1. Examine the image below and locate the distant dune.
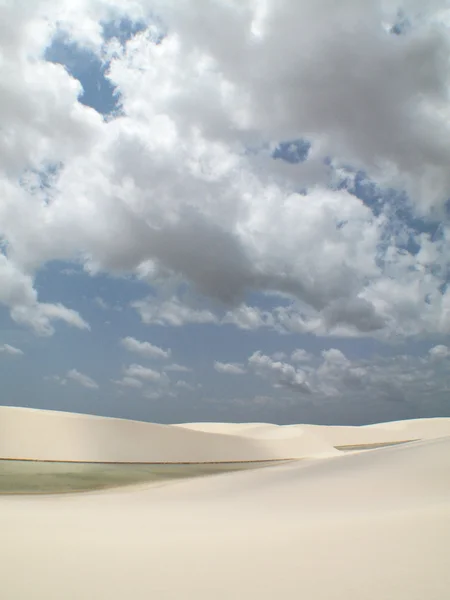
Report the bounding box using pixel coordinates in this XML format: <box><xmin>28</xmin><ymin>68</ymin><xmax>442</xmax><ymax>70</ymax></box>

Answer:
<box><xmin>177</xmin><ymin>417</ymin><xmax>450</xmax><ymax>445</ymax></box>
<box><xmin>2</xmin><ymin>407</ymin><xmax>450</xmax><ymax>463</ymax></box>
<box><xmin>1</xmin><ymin>406</ymin><xmax>449</xmax><ymax>599</ymax></box>
<box><xmin>0</xmin><ymin>406</ymin><xmax>337</xmax><ymax>462</ymax></box>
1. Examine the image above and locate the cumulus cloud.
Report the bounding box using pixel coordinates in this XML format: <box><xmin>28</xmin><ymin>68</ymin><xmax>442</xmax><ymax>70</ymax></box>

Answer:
<box><xmin>429</xmin><ymin>344</ymin><xmax>450</xmax><ymax>359</ymax></box>
<box><xmin>133</xmin><ymin>297</ymin><xmax>218</xmax><ymax>327</ymax></box>
<box><xmin>0</xmin><ymin>0</ymin><xmax>450</xmax><ymax>342</ymax></box>
<box><xmin>67</xmin><ymin>369</ymin><xmax>99</xmax><ymax>389</ymax></box>
<box><xmin>248</xmin><ymin>351</ymin><xmax>311</xmax><ymax>392</ymax></box>
<box><xmin>123</xmin><ymin>363</ymin><xmax>167</xmax><ymax>383</ymax></box>
<box><xmin>214</xmin><ymin>361</ymin><xmax>246</xmax><ymax>375</ymax></box>
<box><xmin>120</xmin><ymin>336</ymin><xmax>171</xmax><ymax>359</ymax></box>
<box><xmin>291</xmin><ymin>349</ymin><xmax>311</xmax><ymax>363</ymax></box>
<box><xmin>0</xmin><ymin>255</ymin><xmax>89</xmax><ymax>335</ymax></box>
<box><xmin>0</xmin><ymin>343</ymin><xmax>23</xmax><ymax>355</ymax></box>
<box><xmin>248</xmin><ymin>345</ymin><xmax>450</xmax><ymax>408</ymax></box>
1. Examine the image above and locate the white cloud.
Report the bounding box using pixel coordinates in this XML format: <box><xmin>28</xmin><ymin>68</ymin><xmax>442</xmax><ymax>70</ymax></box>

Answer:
<box><xmin>120</xmin><ymin>336</ymin><xmax>171</xmax><ymax>359</ymax></box>
<box><xmin>429</xmin><ymin>344</ymin><xmax>450</xmax><ymax>359</ymax></box>
<box><xmin>0</xmin><ymin>0</ymin><xmax>449</xmax><ymax>343</ymax></box>
<box><xmin>0</xmin><ymin>255</ymin><xmax>89</xmax><ymax>335</ymax></box>
<box><xmin>223</xmin><ymin>305</ymin><xmax>274</xmax><ymax>330</ymax></box>
<box><xmin>247</xmin><ymin>345</ymin><xmax>450</xmax><ymax>407</ymax></box>
<box><xmin>112</xmin><ymin>376</ymin><xmax>143</xmax><ymax>389</ymax></box>
<box><xmin>124</xmin><ymin>363</ymin><xmax>167</xmax><ymax>383</ymax></box>
<box><xmin>164</xmin><ymin>363</ymin><xmax>192</xmax><ymax>373</ymax></box>
<box><xmin>321</xmin><ymin>348</ymin><xmax>349</xmax><ymax>365</ymax></box>
<box><xmin>44</xmin><ymin>374</ymin><xmax>67</xmax><ymax>386</ymax></box>
<box><xmin>0</xmin><ymin>343</ymin><xmax>23</xmax><ymax>355</ymax></box>
<box><xmin>291</xmin><ymin>349</ymin><xmax>312</xmax><ymax>363</ymax></box>
<box><xmin>248</xmin><ymin>351</ymin><xmax>310</xmax><ymax>392</ymax></box>
<box><xmin>214</xmin><ymin>361</ymin><xmax>246</xmax><ymax>375</ymax></box>
<box><xmin>94</xmin><ymin>296</ymin><xmax>109</xmax><ymax>310</ymax></box>
<box><xmin>133</xmin><ymin>297</ymin><xmax>217</xmax><ymax>327</ymax></box>
<box><xmin>67</xmin><ymin>369</ymin><xmax>99</xmax><ymax>389</ymax></box>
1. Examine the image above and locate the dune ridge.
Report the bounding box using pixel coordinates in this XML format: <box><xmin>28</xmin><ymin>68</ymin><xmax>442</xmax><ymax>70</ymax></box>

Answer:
<box><xmin>179</xmin><ymin>417</ymin><xmax>450</xmax><ymax>446</ymax></box>
<box><xmin>0</xmin><ymin>406</ymin><xmax>337</xmax><ymax>462</ymax></box>
<box><xmin>2</xmin><ymin>407</ymin><xmax>450</xmax><ymax>464</ymax></box>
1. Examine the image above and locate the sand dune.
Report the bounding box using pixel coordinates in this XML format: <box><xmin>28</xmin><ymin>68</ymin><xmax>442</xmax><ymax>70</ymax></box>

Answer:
<box><xmin>301</xmin><ymin>417</ymin><xmax>450</xmax><ymax>446</ymax></box>
<box><xmin>180</xmin><ymin>417</ymin><xmax>450</xmax><ymax>446</ymax></box>
<box><xmin>2</xmin><ymin>407</ymin><xmax>450</xmax><ymax>464</ymax></box>
<box><xmin>0</xmin><ymin>406</ymin><xmax>336</xmax><ymax>462</ymax></box>
<box><xmin>1</xmin><ymin>432</ymin><xmax>449</xmax><ymax>599</ymax></box>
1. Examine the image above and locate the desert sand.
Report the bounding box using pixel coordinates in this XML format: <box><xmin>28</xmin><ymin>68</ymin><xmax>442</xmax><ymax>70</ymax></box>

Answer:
<box><xmin>1</xmin><ymin>406</ymin><xmax>449</xmax><ymax>599</ymax></box>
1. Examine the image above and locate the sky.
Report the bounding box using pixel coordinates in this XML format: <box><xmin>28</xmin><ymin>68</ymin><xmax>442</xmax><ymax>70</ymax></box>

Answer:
<box><xmin>0</xmin><ymin>0</ymin><xmax>449</xmax><ymax>425</ymax></box>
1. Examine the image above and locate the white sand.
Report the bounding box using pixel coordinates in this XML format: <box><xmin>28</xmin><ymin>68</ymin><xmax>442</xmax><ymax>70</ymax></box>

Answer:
<box><xmin>180</xmin><ymin>417</ymin><xmax>450</xmax><ymax>445</ymax></box>
<box><xmin>1</xmin><ymin>406</ymin><xmax>450</xmax><ymax>599</ymax></box>
<box><xmin>0</xmin><ymin>406</ymin><xmax>336</xmax><ymax>461</ymax></box>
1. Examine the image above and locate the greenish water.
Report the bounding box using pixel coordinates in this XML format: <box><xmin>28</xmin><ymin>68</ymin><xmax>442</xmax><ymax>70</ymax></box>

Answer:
<box><xmin>0</xmin><ymin>459</ymin><xmax>283</xmax><ymax>495</ymax></box>
<box><xmin>335</xmin><ymin>440</ymin><xmax>415</xmax><ymax>452</ymax></box>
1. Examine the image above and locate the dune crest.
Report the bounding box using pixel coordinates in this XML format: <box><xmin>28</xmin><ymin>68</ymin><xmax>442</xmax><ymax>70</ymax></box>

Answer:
<box><xmin>0</xmin><ymin>406</ymin><xmax>337</xmax><ymax>462</ymax></box>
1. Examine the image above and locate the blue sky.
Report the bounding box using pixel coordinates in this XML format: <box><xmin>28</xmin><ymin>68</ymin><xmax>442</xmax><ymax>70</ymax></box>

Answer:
<box><xmin>1</xmin><ymin>2</ymin><xmax>449</xmax><ymax>424</ymax></box>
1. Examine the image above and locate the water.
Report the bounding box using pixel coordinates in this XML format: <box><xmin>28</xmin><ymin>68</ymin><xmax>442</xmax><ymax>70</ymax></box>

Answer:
<box><xmin>0</xmin><ymin>459</ymin><xmax>285</xmax><ymax>494</ymax></box>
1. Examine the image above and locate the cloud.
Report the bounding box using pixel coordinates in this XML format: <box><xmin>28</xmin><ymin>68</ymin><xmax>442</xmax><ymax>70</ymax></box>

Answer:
<box><xmin>0</xmin><ymin>0</ymin><xmax>449</xmax><ymax>342</ymax></box>
<box><xmin>133</xmin><ymin>297</ymin><xmax>217</xmax><ymax>327</ymax></box>
<box><xmin>248</xmin><ymin>345</ymin><xmax>450</xmax><ymax>408</ymax></box>
<box><xmin>291</xmin><ymin>349</ymin><xmax>312</xmax><ymax>363</ymax></box>
<box><xmin>164</xmin><ymin>363</ymin><xmax>192</xmax><ymax>373</ymax></box>
<box><xmin>0</xmin><ymin>343</ymin><xmax>23</xmax><ymax>355</ymax></box>
<box><xmin>112</xmin><ymin>376</ymin><xmax>143</xmax><ymax>389</ymax></box>
<box><xmin>248</xmin><ymin>351</ymin><xmax>311</xmax><ymax>392</ymax></box>
<box><xmin>223</xmin><ymin>305</ymin><xmax>274</xmax><ymax>330</ymax></box>
<box><xmin>94</xmin><ymin>296</ymin><xmax>109</xmax><ymax>309</ymax></box>
<box><xmin>214</xmin><ymin>361</ymin><xmax>246</xmax><ymax>375</ymax></box>
<box><xmin>153</xmin><ymin>0</ymin><xmax>450</xmax><ymax>213</ymax></box>
<box><xmin>429</xmin><ymin>344</ymin><xmax>450</xmax><ymax>359</ymax></box>
<box><xmin>44</xmin><ymin>374</ymin><xmax>67</xmax><ymax>386</ymax></box>
<box><xmin>120</xmin><ymin>336</ymin><xmax>171</xmax><ymax>359</ymax></box>
<box><xmin>0</xmin><ymin>255</ymin><xmax>90</xmax><ymax>335</ymax></box>
<box><xmin>124</xmin><ymin>363</ymin><xmax>167</xmax><ymax>383</ymax></box>
<box><xmin>67</xmin><ymin>369</ymin><xmax>99</xmax><ymax>389</ymax></box>
<box><xmin>321</xmin><ymin>348</ymin><xmax>349</xmax><ymax>365</ymax></box>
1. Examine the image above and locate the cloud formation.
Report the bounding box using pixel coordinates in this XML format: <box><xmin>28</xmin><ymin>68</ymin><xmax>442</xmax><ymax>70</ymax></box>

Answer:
<box><xmin>247</xmin><ymin>345</ymin><xmax>450</xmax><ymax>409</ymax></box>
<box><xmin>0</xmin><ymin>344</ymin><xmax>23</xmax><ymax>356</ymax></box>
<box><xmin>120</xmin><ymin>336</ymin><xmax>171</xmax><ymax>360</ymax></box>
<box><xmin>0</xmin><ymin>0</ymin><xmax>449</xmax><ymax>344</ymax></box>
<box><xmin>67</xmin><ymin>369</ymin><xmax>99</xmax><ymax>390</ymax></box>
<box><xmin>214</xmin><ymin>361</ymin><xmax>246</xmax><ymax>375</ymax></box>
<box><xmin>248</xmin><ymin>352</ymin><xmax>311</xmax><ymax>392</ymax></box>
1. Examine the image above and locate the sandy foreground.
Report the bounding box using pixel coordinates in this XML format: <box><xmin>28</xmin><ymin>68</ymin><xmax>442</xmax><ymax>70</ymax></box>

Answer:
<box><xmin>1</xmin><ymin>407</ymin><xmax>450</xmax><ymax>599</ymax></box>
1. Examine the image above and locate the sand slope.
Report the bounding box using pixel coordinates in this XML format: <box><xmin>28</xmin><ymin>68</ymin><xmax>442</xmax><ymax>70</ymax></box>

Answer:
<box><xmin>0</xmin><ymin>406</ymin><xmax>336</xmax><ymax>462</ymax></box>
<box><xmin>180</xmin><ymin>417</ymin><xmax>450</xmax><ymax>445</ymax></box>
<box><xmin>1</xmin><ymin>435</ymin><xmax>449</xmax><ymax>599</ymax></box>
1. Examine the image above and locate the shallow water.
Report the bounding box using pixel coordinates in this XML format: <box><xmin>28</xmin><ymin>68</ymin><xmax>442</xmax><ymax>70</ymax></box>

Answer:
<box><xmin>335</xmin><ymin>440</ymin><xmax>415</xmax><ymax>452</ymax></box>
<box><xmin>0</xmin><ymin>459</ymin><xmax>285</xmax><ymax>494</ymax></box>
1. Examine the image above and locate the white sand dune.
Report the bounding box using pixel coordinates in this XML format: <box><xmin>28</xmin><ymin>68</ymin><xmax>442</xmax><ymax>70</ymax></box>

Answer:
<box><xmin>300</xmin><ymin>417</ymin><xmax>450</xmax><ymax>446</ymax></box>
<box><xmin>175</xmin><ymin>421</ymin><xmax>270</xmax><ymax>434</ymax></box>
<box><xmin>1</xmin><ymin>431</ymin><xmax>449</xmax><ymax>599</ymax></box>
<box><xmin>0</xmin><ymin>406</ymin><xmax>336</xmax><ymax>462</ymax></box>
<box><xmin>180</xmin><ymin>417</ymin><xmax>450</xmax><ymax>446</ymax></box>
